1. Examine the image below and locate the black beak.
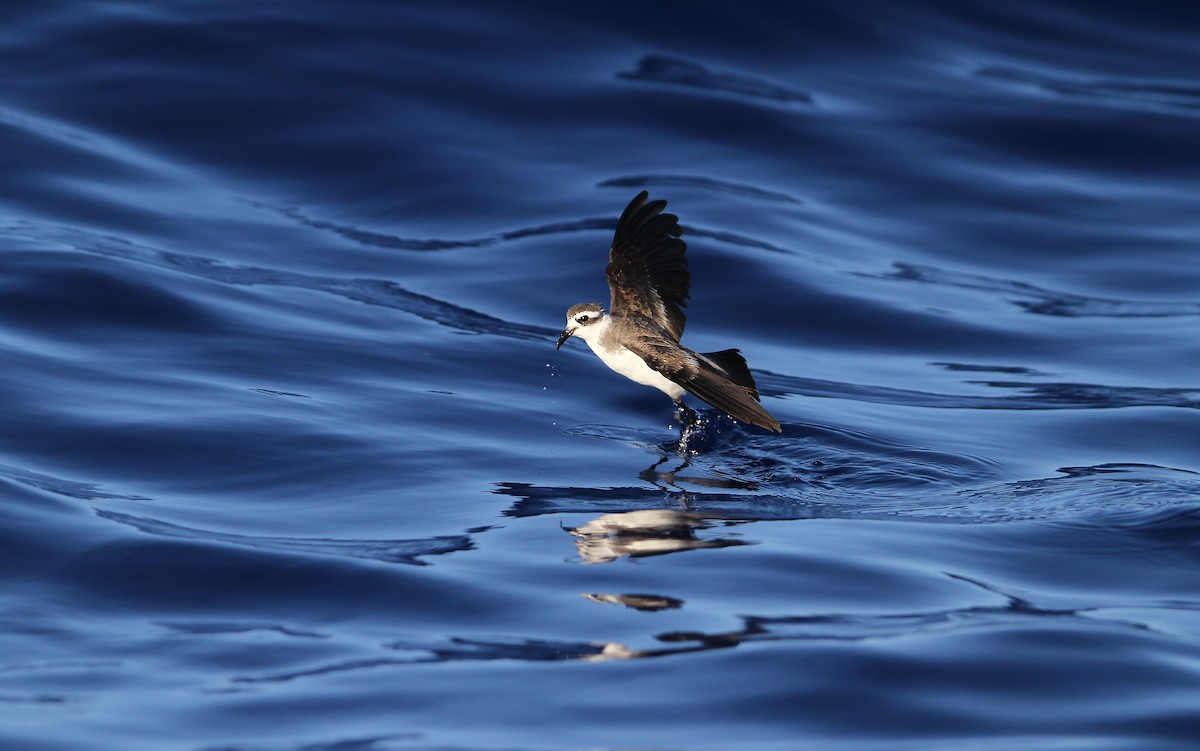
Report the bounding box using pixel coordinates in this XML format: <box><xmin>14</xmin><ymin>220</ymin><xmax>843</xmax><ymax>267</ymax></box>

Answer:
<box><xmin>556</xmin><ymin>327</ymin><xmax>575</xmax><ymax>349</ymax></box>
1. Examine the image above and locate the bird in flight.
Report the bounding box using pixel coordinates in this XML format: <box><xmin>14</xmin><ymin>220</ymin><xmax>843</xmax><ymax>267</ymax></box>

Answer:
<box><xmin>556</xmin><ymin>191</ymin><xmax>781</xmax><ymax>433</ymax></box>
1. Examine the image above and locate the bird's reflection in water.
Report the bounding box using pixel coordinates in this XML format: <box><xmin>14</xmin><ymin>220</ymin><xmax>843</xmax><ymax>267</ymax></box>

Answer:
<box><xmin>583</xmin><ymin>592</ymin><xmax>684</xmax><ymax>612</ymax></box>
<box><xmin>640</xmin><ymin>454</ymin><xmax>761</xmax><ymax>491</ymax></box>
<box><xmin>566</xmin><ymin>509</ymin><xmax>751</xmax><ymax>564</ymax></box>
<box><xmin>581</xmin><ymin>622</ymin><xmax>768</xmax><ymax>662</ymax></box>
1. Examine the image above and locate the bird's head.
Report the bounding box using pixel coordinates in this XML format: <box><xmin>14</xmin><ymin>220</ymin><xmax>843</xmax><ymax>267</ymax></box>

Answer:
<box><xmin>557</xmin><ymin>302</ymin><xmax>606</xmax><ymax>349</ymax></box>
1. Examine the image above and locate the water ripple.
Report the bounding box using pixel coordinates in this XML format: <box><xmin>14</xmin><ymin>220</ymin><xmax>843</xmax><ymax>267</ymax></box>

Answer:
<box><xmin>272</xmin><ymin>203</ymin><xmax>614</xmax><ymax>252</ymax></box>
<box><xmin>226</xmin><ymin>571</ymin><xmax>1190</xmax><ymax>670</ymax></box>
<box><xmin>8</xmin><ymin>221</ymin><xmax>557</xmax><ymax>342</ymax></box>
<box><xmin>158</xmin><ymin>621</ymin><xmax>329</xmax><ymax>639</ymax></box>
<box><xmin>195</xmin><ymin>733</ymin><xmax>420</xmax><ymax>751</ymax></box>
<box><xmin>95</xmin><ymin>509</ymin><xmax>476</xmax><ymax>565</ymax></box>
<box><xmin>756</xmin><ymin>370</ymin><xmax>1200</xmax><ymax>411</ymax></box>
<box><xmin>977</xmin><ymin>64</ymin><xmax>1200</xmax><ymax>116</ymax></box>
<box><xmin>599</xmin><ymin>175</ymin><xmax>803</xmax><ymax>203</ymax></box>
<box><xmin>618</xmin><ymin>54</ymin><xmax>815</xmax><ymax>106</ymax></box>
<box><xmin>0</xmin><ymin>463</ymin><xmax>148</xmax><ymax>501</ymax></box>
<box><xmin>872</xmin><ymin>262</ymin><xmax>1200</xmax><ymax>318</ymax></box>
<box><xmin>498</xmin><ymin>463</ymin><xmax>1200</xmax><ymax>528</ymax></box>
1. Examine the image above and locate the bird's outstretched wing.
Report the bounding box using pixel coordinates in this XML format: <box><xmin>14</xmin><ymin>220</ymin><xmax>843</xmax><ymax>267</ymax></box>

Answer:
<box><xmin>606</xmin><ymin>191</ymin><xmax>690</xmax><ymax>341</ymax></box>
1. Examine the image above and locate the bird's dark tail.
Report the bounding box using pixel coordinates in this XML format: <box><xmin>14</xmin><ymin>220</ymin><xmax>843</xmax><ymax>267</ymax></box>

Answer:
<box><xmin>699</xmin><ymin>349</ymin><xmax>759</xmax><ymax>396</ymax></box>
<box><xmin>688</xmin><ymin>349</ymin><xmax>781</xmax><ymax>432</ymax></box>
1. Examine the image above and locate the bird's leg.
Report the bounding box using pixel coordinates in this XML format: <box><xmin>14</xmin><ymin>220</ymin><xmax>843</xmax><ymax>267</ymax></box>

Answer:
<box><xmin>674</xmin><ymin>399</ymin><xmax>698</xmax><ymax>432</ymax></box>
<box><xmin>674</xmin><ymin>400</ymin><xmax>703</xmax><ymax>456</ymax></box>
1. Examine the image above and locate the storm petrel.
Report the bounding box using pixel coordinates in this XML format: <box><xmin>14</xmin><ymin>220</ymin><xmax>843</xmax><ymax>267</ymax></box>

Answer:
<box><xmin>556</xmin><ymin>192</ymin><xmax>781</xmax><ymax>433</ymax></box>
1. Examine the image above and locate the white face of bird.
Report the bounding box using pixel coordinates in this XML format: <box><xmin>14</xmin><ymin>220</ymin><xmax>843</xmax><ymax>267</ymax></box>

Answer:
<box><xmin>556</xmin><ymin>303</ymin><xmax>606</xmax><ymax>348</ymax></box>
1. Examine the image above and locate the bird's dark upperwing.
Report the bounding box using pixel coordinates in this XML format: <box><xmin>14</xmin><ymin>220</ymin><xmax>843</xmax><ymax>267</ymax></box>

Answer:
<box><xmin>606</xmin><ymin>191</ymin><xmax>690</xmax><ymax>341</ymax></box>
<box><xmin>624</xmin><ymin>328</ymin><xmax>782</xmax><ymax>433</ymax></box>
<box><xmin>681</xmin><ymin>353</ymin><xmax>782</xmax><ymax>432</ymax></box>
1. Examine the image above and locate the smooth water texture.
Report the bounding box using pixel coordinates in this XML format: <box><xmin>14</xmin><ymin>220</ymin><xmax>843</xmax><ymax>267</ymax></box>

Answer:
<box><xmin>3</xmin><ymin>2</ymin><xmax>1200</xmax><ymax>750</ymax></box>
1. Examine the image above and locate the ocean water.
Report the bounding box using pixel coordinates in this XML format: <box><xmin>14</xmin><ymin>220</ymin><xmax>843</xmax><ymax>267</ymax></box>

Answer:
<box><xmin>3</xmin><ymin>2</ymin><xmax>1200</xmax><ymax>749</ymax></box>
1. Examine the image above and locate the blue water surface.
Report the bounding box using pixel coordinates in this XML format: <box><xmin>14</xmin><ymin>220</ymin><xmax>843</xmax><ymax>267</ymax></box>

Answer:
<box><xmin>3</xmin><ymin>2</ymin><xmax>1200</xmax><ymax>749</ymax></box>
